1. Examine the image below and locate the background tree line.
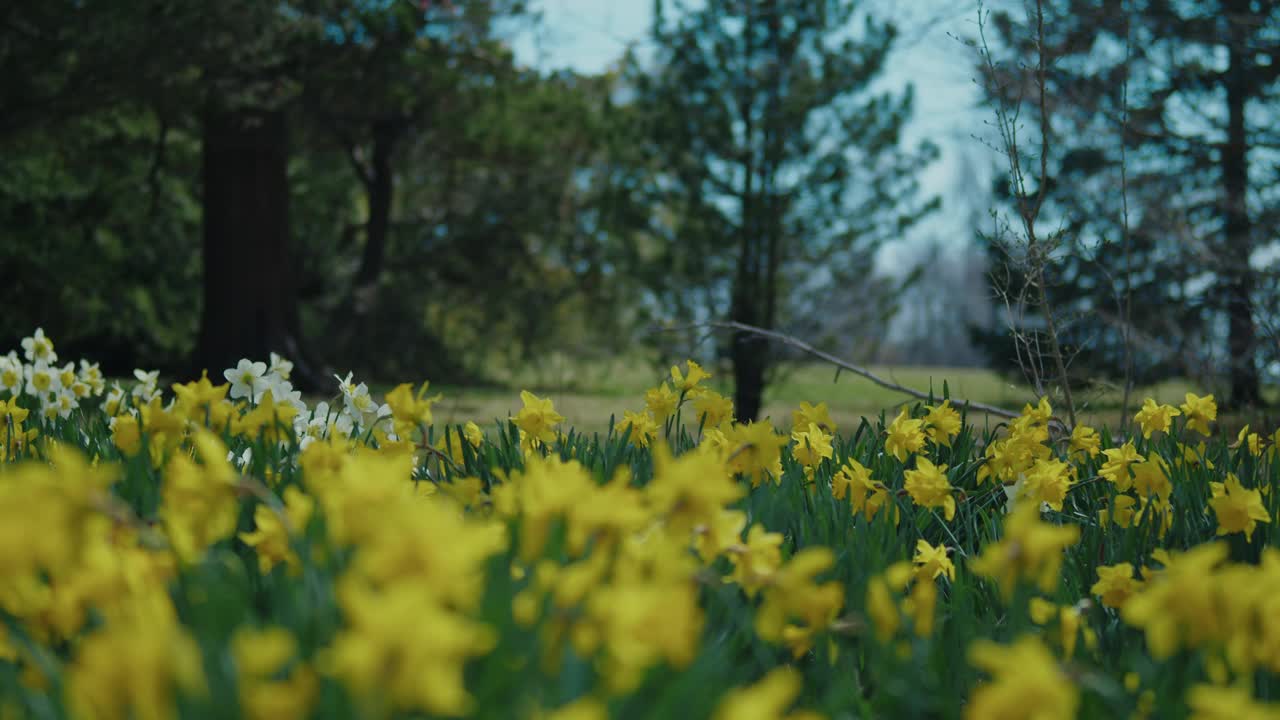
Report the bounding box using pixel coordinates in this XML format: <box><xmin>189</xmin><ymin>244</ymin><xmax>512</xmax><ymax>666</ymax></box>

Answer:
<box><xmin>1</xmin><ymin>0</ymin><xmax>1275</xmax><ymax>418</ymax></box>
<box><xmin>972</xmin><ymin>0</ymin><xmax>1280</xmax><ymax>411</ymax></box>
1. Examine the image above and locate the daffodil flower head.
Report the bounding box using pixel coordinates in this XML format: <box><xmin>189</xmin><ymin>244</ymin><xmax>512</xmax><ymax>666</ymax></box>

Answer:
<box><xmin>965</xmin><ymin>635</ymin><xmax>1078</xmax><ymax>720</ymax></box>
<box><xmin>24</xmin><ymin>360</ymin><xmax>61</xmax><ymax>397</ymax></box>
<box><xmin>1091</xmin><ymin>563</ymin><xmax>1142</xmax><ymax>609</ymax></box>
<box><xmin>56</xmin><ymin>361</ymin><xmax>77</xmax><ymax>391</ymax></box>
<box><xmin>913</xmin><ymin>539</ymin><xmax>955</xmax><ymax>582</ymax></box>
<box><xmin>971</xmin><ymin>502</ymin><xmax>1080</xmax><ymax>597</ymax></box>
<box><xmin>53</xmin><ymin>388</ymin><xmax>79</xmax><ymax>419</ymax></box>
<box><xmin>20</xmin><ymin>327</ymin><xmax>55</xmax><ymax>363</ymax></box>
<box><xmin>220</xmin><ymin>359</ymin><xmax>266</xmax><ymax>403</ymax></box>
<box><xmin>692</xmin><ymin>390</ymin><xmax>734</xmax><ymax>429</ymax></box>
<box><xmin>792</xmin><ymin>401</ymin><xmax>836</xmax><ymax>433</ymax></box>
<box><xmin>1179</xmin><ymin>392</ymin><xmax>1218</xmax><ymax>436</ymax></box>
<box><xmin>712</xmin><ymin>668</ymin><xmax>808</xmax><ymax>720</ymax></box>
<box><xmin>923</xmin><ymin>400</ymin><xmax>962</xmax><ymax>447</ymax></box>
<box><xmin>790</xmin><ymin>422</ymin><xmax>833</xmax><ymax>468</ymax></box>
<box><xmin>670</xmin><ymin>359</ymin><xmax>711</xmax><ymax>393</ymax></box>
<box><xmin>132</xmin><ymin>368</ymin><xmax>161</xmax><ymax>403</ymax></box>
<box><xmin>78</xmin><ymin>359</ymin><xmax>106</xmax><ymax>395</ymax></box>
<box><xmin>1068</xmin><ymin>424</ymin><xmax>1100</xmax><ymax>459</ymax></box>
<box><xmin>1099</xmin><ymin>441</ymin><xmax>1143</xmax><ymax>491</ymax></box>
<box><xmin>1019</xmin><ymin>458</ymin><xmax>1075</xmax><ymax>512</ymax></box>
<box><xmin>0</xmin><ymin>355</ymin><xmax>23</xmax><ymax>395</ymax></box>
<box><xmin>268</xmin><ymin>352</ymin><xmax>293</xmax><ymax>380</ymax></box>
<box><xmin>884</xmin><ymin>407</ymin><xmax>926</xmax><ymax>463</ymax></box>
<box><xmin>1209</xmin><ymin>472</ymin><xmax>1270</xmax><ymax>541</ymax></box>
<box><xmin>617</xmin><ymin>409</ymin><xmax>659</xmax><ymax>448</ymax></box>
<box><xmin>104</xmin><ymin>382</ymin><xmax>127</xmax><ymax>416</ymax></box>
<box><xmin>511</xmin><ymin>390</ymin><xmax>565</xmax><ymax>445</ymax></box>
<box><xmin>1021</xmin><ymin>396</ymin><xmax>1054</xmax><ymax>424</ymax></box>
<box><xmin>644</xmin><ymin>382</ymin><xmax>680</xmax><ymax>422</ymax></box>
<box><xmin>1133</xmin><ymin>398</ymin><xmax>1181</xmax><ymax>438</ymax></box>
<box><xmin>903</xmin><ymin>456</ymin><xmax>956</xmax><ymax>521</ymax></box>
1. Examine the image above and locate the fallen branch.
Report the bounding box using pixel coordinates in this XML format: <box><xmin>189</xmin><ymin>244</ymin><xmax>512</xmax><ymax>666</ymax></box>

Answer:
<box><xmin>657</xmin><ymin>320</ymin><xmax>1022</xmax><ymax>421</ymax></box>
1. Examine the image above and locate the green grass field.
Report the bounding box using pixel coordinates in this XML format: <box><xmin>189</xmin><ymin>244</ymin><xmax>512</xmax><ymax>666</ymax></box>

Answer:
<box><xmin>429</xmin><ymin>358</ymin><xmax>1207</xmax><ymax>434</ymax></box>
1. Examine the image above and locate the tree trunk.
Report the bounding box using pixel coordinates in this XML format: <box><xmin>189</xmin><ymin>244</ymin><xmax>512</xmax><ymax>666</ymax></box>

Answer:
<box><xmin>730</xmin><ymin>292</ymin><xmax>766</xmax><ymax>422</ymax></box>
<box><xmin>354</xmin><ymin>118</ymin><xmax>400</xmax><ymax>293</ymax></box>
<box><xmin>731</xmin><ymin>194</ymin><xmax>767</xmax><ymax>421</ymax></box>
<box><xmin>1221</xmin><ymin>6</ymin><xmax>1260</xmax><ymax>408</ymax></box>
<box><xmin>194</xmin><ymin>105</ymin><xmax>317</xmax><ymax>388</ymax></box>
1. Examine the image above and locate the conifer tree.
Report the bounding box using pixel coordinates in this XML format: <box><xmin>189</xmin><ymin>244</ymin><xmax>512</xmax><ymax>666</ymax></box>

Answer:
<box><xmin>977</xmin><ymin>0</ymin><xmax>1279</xmax><ymax>407</ymax></box>
<box><xmin>634</xmin><ymin>0</ymin><xmax>937</xmax><ymax>420</ymax></box>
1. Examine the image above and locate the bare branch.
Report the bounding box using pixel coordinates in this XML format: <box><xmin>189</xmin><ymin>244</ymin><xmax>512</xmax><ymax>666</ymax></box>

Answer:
<box><xmin>1118</xmin><ymin>0</ymin><xmax>1136</xmax><ymax>430</ymax></box>
<box><xmin>976</xmin><ymin>0</ymin><xmax>1078</xmax><ymax>428</ymax></box>
<box><xmin>654</xmin><ymin>320</ymin><xmax>1022</xmax><ymax>421</ymax></box>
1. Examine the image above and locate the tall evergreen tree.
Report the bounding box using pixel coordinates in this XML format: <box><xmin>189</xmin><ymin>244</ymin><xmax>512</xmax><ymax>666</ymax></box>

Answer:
<box><xmin>977</xmin><ymin>0</ymin><xmax>1280</xmax><ymax>407</ymax></box>
<box><xmin>634</xmin><ymin>0</ymin><xmax>936</xmax><ymax>420</ymax></box>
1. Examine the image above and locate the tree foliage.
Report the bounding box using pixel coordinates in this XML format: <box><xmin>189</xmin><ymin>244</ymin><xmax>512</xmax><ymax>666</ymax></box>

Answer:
<box><xmin>1</xmin><ymin>0</ymin><xmax>651</xmax><ymax>382</ymax></box>
<box><xmin>974</xmin><ymin>0</ymin><xmax>1280</xmax><ymax>407</ymax></box>
<box><xmin>632</xmin><ymin>0</ymin><xmax>937</xmax><ymax>420</ymax></box>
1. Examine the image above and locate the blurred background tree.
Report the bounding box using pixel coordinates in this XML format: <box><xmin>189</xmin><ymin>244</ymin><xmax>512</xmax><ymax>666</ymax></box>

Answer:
<box><xmin>630</xmin><ymin>0</ymin><xmax>937</xmax><ymax>420</ymax></box>
<box><xmin>1</xmin><ymin>0</ymin><xmax>650</xmax><ymax>386</ymax></box>
<box><xmin>973</xmin><ymin>0</ymin><xmax>1280</xmax><ymax>409</ymax></box>
<box><xmin>1</xmin><ymin>0</ymin><xmax>1274</xmax><ymax>411</ymax></box>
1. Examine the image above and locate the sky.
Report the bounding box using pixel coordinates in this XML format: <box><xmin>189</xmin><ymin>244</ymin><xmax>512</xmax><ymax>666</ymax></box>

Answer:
<box><xmin>508</xmin><ymin>0</ymin><xmax>1005</xmax><ymax>270</ymax></box>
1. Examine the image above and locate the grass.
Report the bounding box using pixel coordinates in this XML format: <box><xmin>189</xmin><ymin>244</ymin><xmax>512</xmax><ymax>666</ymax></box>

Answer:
<box><xmin>430</xmin><ymin>357</ymin><xmax>1211</xmax><ymax>434</ymax></box>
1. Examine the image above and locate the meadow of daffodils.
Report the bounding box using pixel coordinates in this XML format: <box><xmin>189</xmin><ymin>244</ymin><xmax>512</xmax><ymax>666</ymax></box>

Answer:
<box><xmin>2</xmin><ymin>327</ymin><xmax>1279</xmax><ymax>719</ymax></box>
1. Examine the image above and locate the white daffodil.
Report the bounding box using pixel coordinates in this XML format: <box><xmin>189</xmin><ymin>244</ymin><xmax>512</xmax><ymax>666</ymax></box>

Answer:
<box><xmin>104</xmin><ymin>383</ymin><xmax>126</xmax><ymax>416</ymax></box>
<box><xmin>133</xmin><ymin>368</ymin><xmax>159</xmax><ymax>385</ymax></box>
<box><xmin>78</xmin><ymin>360</ymin><xmax>105</xmax><ymax>396</ymax></box>
<box><xmin>269</xmin><ymin>352</ymin><xmax>293</xmax><ymax>381</ymax></box>
<box><xmin>1001</xmin><ymin>473</ymin><xmax>1053</xmax><ymax>515</ymax></box>
<box><xmin>57</xmin><ymin>362</ymin><xmax>77</xmax><ymax>391</ymax></box>
<box><xmin>300</xmin><ymin>400</ymin><xmax>354</xmax><ymax>443</ymax></box>
<box><xmin>335</xmin><ymin>412</ymin><xmax>356</xmax><ymax>437</ymax></box>
<box><xmin>0</xmin><ymin>356</ymin><xmax>23</xmax><ymax>395</ymax></box>
<box><xmin>1002</xmin><ymin>474</ymin><xmax>1024</xmax><ymax>514</ymax></box>
<box><xmin>292</xmin><ymin>404</ymin><xmax>314</xmax><ymax>437</ymax></box>
<box><xmin>335</xmin><ymin>372</ymin><xmax>358</xmax><ymax>398</ymax></box>
<box><xmin>305</xmin><ymin>401</ymin><xmax>333</xmax><ymax>434</ymax></box>
<box><xmin>336</xmin><ymin>372</ymin><xmax>377</xmax><ymax>419</ymax></box>
<box><xmin>266</xmin><ymin>375</ymin><xmax>304</xmax><ymax>411</ymax></box>
<box><xmin>54</xmin><ymin>389</ymin><xmax>79</xmax><ymax>419</ymax></box>
<box><xmin>21</xmin><ymin>328</ymin><xmax>56</xmax><ymax>363</ymax></box>
<box><xmin>226</xmin><ymin>359</ymin><xmax>269</xmax><ymax>401</ymax></box>
<box><xmin>132</xmin><ymin>369</ymin><xmax>160</xmax><ymax>403</ymax></box>
<box><xmin>40</xmin><ymin>396</ymin><xmax>59</xmax><ymax>423</ymax></box>
<box><xmin>24</xmin><ymin>360</ymin><xmax>62</xmax><ymax>397</ymax></box>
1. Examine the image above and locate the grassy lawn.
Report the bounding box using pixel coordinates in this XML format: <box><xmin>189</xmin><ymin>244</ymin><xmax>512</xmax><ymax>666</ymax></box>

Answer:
<box><xmin>428</xmin><ymin>357</ymin><xmax>1214</xmax><ymax>435</ymax></box>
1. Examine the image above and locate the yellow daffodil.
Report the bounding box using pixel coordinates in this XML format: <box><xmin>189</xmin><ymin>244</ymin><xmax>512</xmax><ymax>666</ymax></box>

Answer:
<box><xmin>884</xmin><ymin>407</ymin><xmax>925</xmax><ymax>462</ymax></box>
<box><xmin>1180</xmin><ymin>392</ymin><xmax>1218</xmax><ymax>436</ymax></box>
<box><xmin>512</xmin><ymin>390</ymin><xmax>565</xmax><ymax>444</ymax></box>
<box><xmin>903</xmin><ymin>457</ymin><xmax>956</xmax><ymax>521</ymax></box>
<box><xmin>1133</xmin><ymin>398</ymin><xmax>1181</xmax><ymax>438</ymax></box>
<box><xmin>1209</xmin><ymin>473</ymin><xmax>1270</xmax><ymax>541</ymax></box>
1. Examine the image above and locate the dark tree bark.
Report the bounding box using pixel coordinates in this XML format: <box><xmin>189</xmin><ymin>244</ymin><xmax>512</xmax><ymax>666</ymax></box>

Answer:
<box><xmin>730</xmin><ymin>284</ymin><xmax>767</xmax><ymax>422</ymax></box>
<box><xmin>353</xmin><ymin>117</ymin><xmax>402</xmax><ymax>292</ymax></box>
<box><xmin>731</xmin><ymin>337</ymin><xmax>767</xmax><ymax>421</ymax></box>
<box><xmin>194</xmin><ymin>105</ymin><xmax>320</xmax><ymax>389</ymax></box>
<box><xmin>728</xmin><ymin>12</ymin><xmax>785</xmax><ymax>424</ymax></box>
<box><xmin>1222</xmin><ymin>2</ymin><xmax>1261</xmax><ymax>408</ymax></box>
